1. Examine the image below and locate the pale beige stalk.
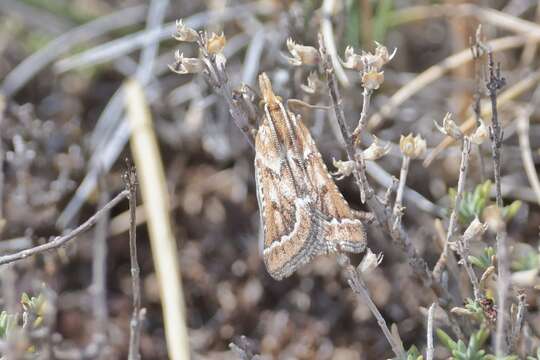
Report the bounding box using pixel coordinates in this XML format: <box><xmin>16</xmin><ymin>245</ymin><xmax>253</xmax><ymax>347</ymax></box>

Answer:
<box><xmin>125</xmin><ymin>79</ymin><xmax>190</xmax><ymax>360</ymax></box>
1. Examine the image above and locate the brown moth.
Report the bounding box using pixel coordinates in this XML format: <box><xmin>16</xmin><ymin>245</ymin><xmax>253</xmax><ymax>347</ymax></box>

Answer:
<box><xmin>255</xmin><ymin>73</ymin><xmax>367</xmax><ymax>280</ymax></box>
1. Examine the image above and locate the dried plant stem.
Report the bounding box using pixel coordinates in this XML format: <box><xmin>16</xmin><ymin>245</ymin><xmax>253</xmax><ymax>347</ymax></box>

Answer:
<box><xmin>353</xmin><ymin>88</ymin><xmax>372</xmax><ymax>137</ymax></box>
<box><xmin>485</xmin><ymin>51</ymin><xmax>510</xmax><ymax>357</ymax></box>
<box><xmin>447</xmin><ymin>138</ymin><xmax>481</xmax><ymax>300</ymax></box>
<box><xmin>369</xmin><ymin>35</ymin><xmax>539</xmax><ymax>131</ymax></box>
<box><xmin>424</xmin><ymin>71</ymin><xmax>540</xmax><ymax>167</ymax></box>
<box><xmin>125</xmin><ymin>79</ymin><xmax>190</xmax><ymax>360</ymax></box>
<box><xmin>319</xmin><ymin>37</ymin><xmax>464</xmax><ymax>340</ymax></box>
<box><xmin>338</xmin><ymin>254</ymin><xmax>406</xmax><ymax>359</ymax></box>
<box><xmin>510</xmin><ymin>293</ymin><xmax>527</xmax><ymax>352</ymax></box>
<box><xmin>393</xmin><ymin>155</ymin><xmax>410</xmax><ymax>223</ymax></box>
<box><xmin>516</xmin><ymin>108</ymin><xmax>540</xmax><ymax>205</ymax></box>
<box><xmin>0</xmin><ymin>190</ymin><xmax>128</xmax><ymax>266</ymax></box>
<box><xmin>426</xmin><ymin>303</ymin><xmax>436</xmax><ymax>360</ymax></box>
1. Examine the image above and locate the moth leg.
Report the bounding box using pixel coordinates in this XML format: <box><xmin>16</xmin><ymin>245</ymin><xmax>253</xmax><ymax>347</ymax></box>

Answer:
<box><xmin>352</xmin><ymin>210</ymin><xmax>376</xmax><ymax>225</ymax></box>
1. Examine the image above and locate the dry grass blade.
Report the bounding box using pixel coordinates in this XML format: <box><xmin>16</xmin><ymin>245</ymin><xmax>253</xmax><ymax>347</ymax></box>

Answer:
<box><xmin>125</xmin><ymin>79</ymin><xmax>190</xmax><ymax>360</ymax></box>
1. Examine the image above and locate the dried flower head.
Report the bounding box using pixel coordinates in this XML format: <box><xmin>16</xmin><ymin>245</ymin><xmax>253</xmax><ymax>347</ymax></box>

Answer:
<box><xmin>358</xmin><ymin>248</ymin><xmax>383</xmax><ymax>275</ymax></box>
<box><xmin>207</xmin><ymin>32</ymin><xmax>226</xmax><ymax>54</ymax></box>
<box><xmin>361</xmin><ymin>70</ymin><xmax>384</xmax><ymax>90</ymax></box>
<box><xmin>331</xmin><ymin>158</ymin><xmax>354</xmax><ymax>180</ymax></box>
<box><xmin>341</xmin><ymin>42</ymin><xmax>396</xmax><ymax>73</ymax></box>
<box><xmin>173</xmin><ymin>19</ymin><xmax>199</xmax><ymax>42</ymax></box>
<box><xmin>363</xmin><ymin>136</ymin><xmax>390</xmax><ymax>161</ymax></box>
<box><xmin>399</xmin><ymin>133</ymin><xmax>426</xmax><ymax>159</ymax></box>
<box><xmin>168</xmin><ymin>50</ymin><xmax>204</xmax><ymax>74</ymax></box>
<box><xmin>434</xmin><ymin>112</ymin><xmax>463</xmax><ymax>140</ymax></box>
<box><xmin>300</xmin><ymin>72</ymin><xmax>324</xmax><ymax>94</ymax></box>
<box><xmin>463</xmin><ymin>217</ymin><xmax>488</xmax><ymax>241</ymax></box>
<box><xmin>341</xmin><ymin>46</ymin><xmax>365</xmax><ymax>72</ymax></box>
<box><xmin>470</xmin><ymin>119</ymin><xmax>488</xmax><ymax>145</ymax></box>
<box><xmin>285</xmin><ymin>38</ymin><xmax>319</xmax><ymax>66</ymax></box>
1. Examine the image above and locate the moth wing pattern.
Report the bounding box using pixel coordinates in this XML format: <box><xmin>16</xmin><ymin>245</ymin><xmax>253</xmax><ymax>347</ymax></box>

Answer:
<box><xmin>255</xmin><ymin>119</ymin><xmax>324</xmax><ymax>280</ymax></box>
<box><xmin>293</xmin><ymin>113</ymin><xmax>367</xmax><ymax>254</ymax></box>
<box><xmin>254</xmin><ymin>73</ymin><xmax>366</xmax><ymax>280</ymax></box>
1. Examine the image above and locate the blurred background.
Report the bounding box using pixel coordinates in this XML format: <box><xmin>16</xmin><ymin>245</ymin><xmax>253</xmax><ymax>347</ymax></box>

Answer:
<box><xmin>0</xmin><ymin>0</ymin><xmax>540</xmax><ymax>359</ymax></box>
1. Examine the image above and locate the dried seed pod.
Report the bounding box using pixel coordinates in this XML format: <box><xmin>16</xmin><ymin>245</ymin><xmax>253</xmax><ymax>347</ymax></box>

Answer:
<box><xmin>173</xmin><ymin>19</ymin><xmax>199</xmax><ymax>42</ymax></box>
<box><xmin>399</xmin><ymin>134</ymin><xmax>426</xmax><ymax>159</ymax></box>
<box><xmin>168</xmin><ymin>51</ymin><xmax>204</xmax><ymax>74</ymax></box>
<box><xmin>285</xmin><ymin>38</ymin><xmax>319</xmax><ymax>66</ymax></box>
<box><xmin>207</xmin><ymin>32</ymin><xmax>226</xmax><ymax>54</ymax></box>
<box><xmin>434</xmin><ymin>112</ymin><xmax>463</xmax><ymax>140</ymax></box>
<box><xmin>363</xmin><ymin>136</ymin><xmax>390</xmax><ymax>161</ymax></box>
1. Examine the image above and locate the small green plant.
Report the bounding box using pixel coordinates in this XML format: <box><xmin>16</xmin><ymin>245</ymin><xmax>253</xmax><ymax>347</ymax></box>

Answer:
<box><xmin>405</xmin><ymin>345</ymin><xmax>423</xmax><ymax>360</ymax></box>
<box><xmin>469</xmin><ymin>246</ymin><xmax>495</xmax><ymax>270</ymax></box>
<box><xmin>437</xmin><ymin>327</ymin><xmax>490</xmax><ymax>360</ymax></box>
<box><xmin>0</xmin><ymin>311</ymin><xmax>17</xmax><ymax>339</ymax></box>
<box><xmin>449</xmin><ymin>181</ymin><xmax>521</xmax><ymax>225</ymax></box>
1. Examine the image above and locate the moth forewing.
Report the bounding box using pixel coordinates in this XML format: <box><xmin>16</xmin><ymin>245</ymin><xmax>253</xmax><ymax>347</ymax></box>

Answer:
<box><xmin>255</xmin><ymin>73</ymin><xmax>367</xmax><ymax>280</ymax></box>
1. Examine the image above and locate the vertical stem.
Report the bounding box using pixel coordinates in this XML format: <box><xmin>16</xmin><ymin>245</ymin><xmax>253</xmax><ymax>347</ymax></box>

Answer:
<box><xmin>426</xmin><ymin>303</ymin><xmax>436</xmax><ymax>360</ymax></box>
<box><xmin>125</xmin><ymin>165</ymin><xmax>142</xmax><ymax>360</ymax></box>
<box><xmin>393</xmin><ymin>155</ymin><xmax>410</xmax><ymax>219</ymax></box>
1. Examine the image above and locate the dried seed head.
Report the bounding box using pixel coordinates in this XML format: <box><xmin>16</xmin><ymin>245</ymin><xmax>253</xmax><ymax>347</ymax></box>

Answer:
<box><xmin>463</xmin><ymin>217</ymin><xmax>488</xmax><ymax>241</ymax></box>
<box><xmin>399</xmin><ymin>133</ymin><xmax>426</xmax><ymax>159</ymax></box>
<box><xmin>358</xmin><ymin>248</ymin><xmax>383</xmax><ymax>275</ymax></box>
<box><xmin>207</xmin><ymin>32</ymin><xmax>226</xmax><ymax>54</ymax></box>
<box><xmin>169</xmin><ymin>50</ymin><xmax>204</xmax><ymax>74</ymax></box>
<box><xmin>341</xmin><ymin>42</ymin><xmax>396</xmax><ymax>74</ymax></box>
<box><xmin>470</xmin><ymin>119</ymin><xmax>488</xmax><ymax>145</ymax></box>
<box><xmin>285</xmin><ymin>38</ymin><xmax>319</xmax><ymax>66</ymax></box>
<box><xmin>331</xmin><ymin>158</ymin><xmax>354</xmax><ymax>180</ymax></box>
<box><xmin>361</xmin><ymin>70</ymin><xmax>384</xmax><ymax>90</ymax></box>
<box><xmin>300</xmin><ymin>72</ymin><xmax>324</xmax><ymax>94</ymax></box>
<box><xmin>173</xmin><ymin>19</ymin><xmax>199</xmax><ymax>42</ymax></box>
<box><xmin>363</xmin><ymin>136</ymin><xmax>390</xmax><ymax>161</ymax></box>
<box><xmin>434</xmin><ymin>112</ymin><xmax>463</xmax><ymax>140</ymax></box>
<box><xmin>341</xmin><ymin>46</ymin><xmax>364</xmax><ymax>72</ymax></box>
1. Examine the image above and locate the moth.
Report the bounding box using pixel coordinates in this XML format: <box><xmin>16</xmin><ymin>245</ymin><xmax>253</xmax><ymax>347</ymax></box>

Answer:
<box><xmin>254</xmin><ymin>73</ymin><xmax>367</xmax><ymax>280</ymax></box>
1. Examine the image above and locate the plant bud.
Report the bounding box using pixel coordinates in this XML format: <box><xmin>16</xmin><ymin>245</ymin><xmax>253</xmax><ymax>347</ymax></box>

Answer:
<box><xmin>286</xmin><ymin>38</ymin><xmax>319</xmax><ymax>66</ymax></box>
<box><xmin>363</xmin><ymin>136</ymin><xmax>390</xmax><ymax>161</ymax></box>
<box><xmin>169</xmin><ymin>50</ymin><xmax>204</xmax><ymax>74</ymax></box>
<box><xmin>341</xmin><ymin>46</ymin><xmax>364</xmax><ymax>72</ymax></box>
<box><xmin>463</xmin><ymin>217</ymin><xmax>488</xmax><ymax>241</ymax></box>
<box><xmin>470</xmin><ymin>119</ymin><xmax>488</xmax><ymax>145</ymax></box>
<box><xmin>207</xmin><ymin>32</ymin><xmax>226</xmax><ymax>54</ymax></box>
<box><xmin>399</xmin><ymin>133</ymin><xmax>426</xmax><ymax>159</ymax></box>
<box><xmin>331</xmin><ymin>158</ymin><xmax>354</xmax><ymax>180</ymax></box>
<box><xmin>361</xmin><ymin>70</ymin><xmax>384</xmax><ymax>90</ymax></box>
<box><xmin>173</xmin><ymin>19</ymin><xmax>199</xmax><ymax>42</ymax></box>
<box><xmin>358</xmin><ymin>248</ymin><xmax>383</xmax><ymax>275</ymax></box>
<box><xmin>434</xmin><ymin>112</ymin><xmax>463</xmax><ymax>140</ymax></box>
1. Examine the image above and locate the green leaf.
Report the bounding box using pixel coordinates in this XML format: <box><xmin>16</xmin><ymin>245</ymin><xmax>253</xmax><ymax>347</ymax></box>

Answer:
<box><xmin>436</xmin><ymin>328</ymin><xmax>457</xmax><ymax>351</ymax></box>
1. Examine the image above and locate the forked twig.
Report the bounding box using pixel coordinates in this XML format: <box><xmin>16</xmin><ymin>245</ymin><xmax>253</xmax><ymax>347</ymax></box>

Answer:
<box><xmin>0</xmin><ymin>190</ymin><xmax>128</xmax><ymax>266</ymax></box>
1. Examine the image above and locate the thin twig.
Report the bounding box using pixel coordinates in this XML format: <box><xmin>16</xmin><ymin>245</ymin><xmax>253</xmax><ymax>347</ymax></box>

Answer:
<box><xmin>124</xmin><ymin>162</ymin><xmax>142</xmax><ymax>360</ymax></box>
<box><xmin>319</xmin><ymin>35</ymin><xmax>464</xmax><ymax>340</ymax></box>
<box><xmin>0</xmin><ymin>190</ymin><xmax>128</xmax><ymax>266</ymax></box>
<box><xmin>337</xmin><ymin>254</ymin><xmax>406</xmax><ymax>359</ymax></box>
<box><xmin>353</xmin><ymin>88</ymin><xmax>372</xmax><ymax>137</ymax></box>
<box><xmin>393</xmin><ymin>155</ymin><xmax>410</xmax><ymax>225</ymax></box>
<box><xmin>485</xmin><ymin>51</ymin><xmax>510</xmax><ymax>357</ymax></box>
<box><xmin>426</xmin><ymin>303</ymin><xmax>436</xmax><ymax>360</ymax></box>
<box><xmin>447</xmin><ymin>138</ymin><xmax>481</xmax><ymax>300</ymax></box>
<box><xmin>369</xmin><ymin>35</ymin><xmax>540</xmax><ymax>131</ymax></box>
<box><xmin>516</xmin><ymin>107</ymin><xmax>540</xmax><ymax>205</ymax></box>
<box><xmin>510</xmin><ymin>292</ymin><xmax>527</xmax><ymax>353</ymax></box>
<box><xmin>125</xmin><ymin>79</ymin><xmax>190</xmax><ymax>360</ymax></box>
<box><xmin>424</xmin><ymin>71</ymin><xmax>540</xmax><ymax>167</ymax></box>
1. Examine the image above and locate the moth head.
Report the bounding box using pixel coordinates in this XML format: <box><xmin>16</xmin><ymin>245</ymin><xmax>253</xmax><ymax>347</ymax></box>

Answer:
<box><xmin>258</xmin><ymin>73</ymin><xmax>281</xmax><ymax>109</ymax></box>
